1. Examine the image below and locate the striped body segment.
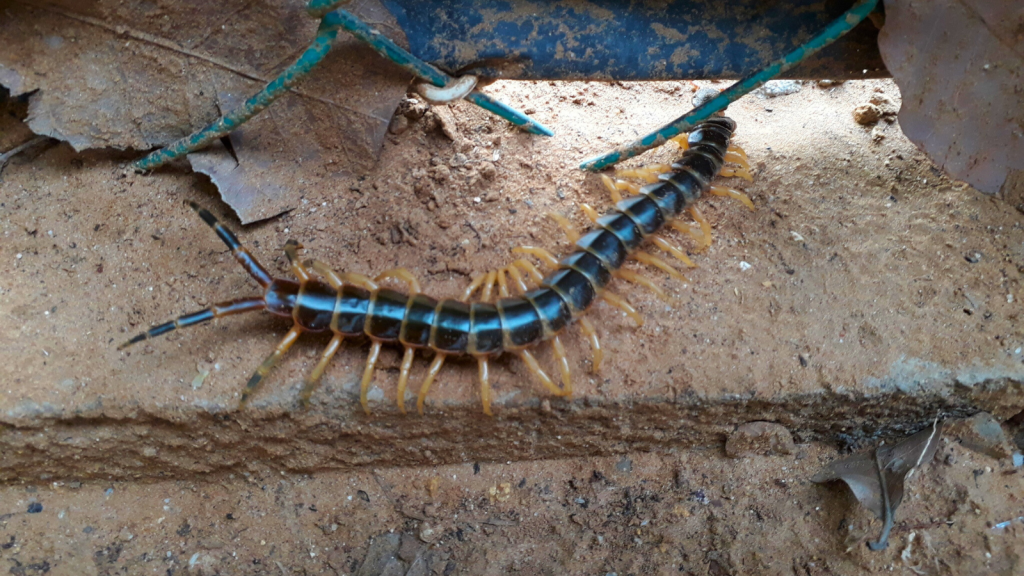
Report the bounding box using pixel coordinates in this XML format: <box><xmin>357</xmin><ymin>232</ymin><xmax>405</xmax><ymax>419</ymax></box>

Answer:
<box><xmin>120</xmin><ymin>117</ymin><xmax>745</xmax><ymax>415</ymax></box>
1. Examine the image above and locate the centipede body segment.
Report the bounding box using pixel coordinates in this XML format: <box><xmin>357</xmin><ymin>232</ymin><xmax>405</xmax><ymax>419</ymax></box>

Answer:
<box><xmin>120</xmin><ymin>117</ymin><xmax>752</xmax><ymax>415</ymax></box>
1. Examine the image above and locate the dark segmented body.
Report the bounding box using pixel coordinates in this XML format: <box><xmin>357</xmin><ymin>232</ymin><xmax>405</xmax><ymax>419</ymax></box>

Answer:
<box><xmin>121</xmin><ymin>117</ymin><xmax>737</xmax><ymax>408</ymax></box>
<box><xmin>259</xmin><ymin>117</ymin><xmax>734</xmax><ymax>356</ymax></box>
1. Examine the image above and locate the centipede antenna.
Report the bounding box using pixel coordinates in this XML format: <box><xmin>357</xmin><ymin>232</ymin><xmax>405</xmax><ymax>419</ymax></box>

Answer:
<box><xmin>118</xmin><ymin>297</ymin><xmax>266</xmax><ymax>350</ymax></box>
<box><xmin>240</xmin><ymin>325</ymin><xmax>302</xmax><ymax>407</ymax></box>
<box><xmin>188</xmin><ymin>202</ymin><xmax>273</xmax><ymax>288</ymax></box>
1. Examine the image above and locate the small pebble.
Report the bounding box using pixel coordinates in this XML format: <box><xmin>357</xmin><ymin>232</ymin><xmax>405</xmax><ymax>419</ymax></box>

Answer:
<box><xmin>27</xmin><ymin>502</ymin><xmax>42</xmax><ymax>514</ymax></box>
<box><xmin>853</xmin><ymin>104</ymin><xmax>881</xmax><ymax>125</ymax></box>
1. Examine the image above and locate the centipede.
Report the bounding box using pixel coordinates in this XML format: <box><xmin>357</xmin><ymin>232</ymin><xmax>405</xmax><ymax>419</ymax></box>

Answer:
<box><xmin>119</xmin><ymin>115</ymin><xmax>753</xmax><ymax>416</ymax></box>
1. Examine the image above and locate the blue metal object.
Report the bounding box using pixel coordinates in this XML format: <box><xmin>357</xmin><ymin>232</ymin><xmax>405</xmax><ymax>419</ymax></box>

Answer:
<box><xmin>320</xmin><ymin>10</ymin><xmax>553</xmax><ymax>135</ymax></box>
<box><xmin>466</xmin><ymin>92</ymin><xmax>553</xmax><ymax>137</ymax></box>
<box><xmin>580</xmin><ymin>0</ymin><xmax>880</xmax><ymax>171</ymax></box>
<box><xmin>133</xmin><ymin>4</ymin><xmax>551</xmax><ymax>172</ymax></box>
<box><xmin>381</xmin><ymin>0</ymin><xmax>886</xmax><ymax>81</ymax></box>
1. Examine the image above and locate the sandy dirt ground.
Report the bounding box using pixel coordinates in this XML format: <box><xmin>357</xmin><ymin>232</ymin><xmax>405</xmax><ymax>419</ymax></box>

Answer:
<box><xmin>2</xmin><ymin>77</ymin><xmax>1023</xmax><ymax>479</ymax></box>
<box><xmin>0</xmin><ymin>438</ymin><xmax>1021</xmax><ymax>575</ymax></box>
<box><xmin>2</xmin><ymin>70</ymin><xmax>1024</xmax><ymax>573</ymax></box>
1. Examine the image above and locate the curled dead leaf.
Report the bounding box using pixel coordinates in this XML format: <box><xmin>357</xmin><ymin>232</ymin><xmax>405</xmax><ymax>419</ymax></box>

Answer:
<box><xmin>813</xmin><ymin>418</ymin><xmax>943</xmax><ymax>550</ymax></box>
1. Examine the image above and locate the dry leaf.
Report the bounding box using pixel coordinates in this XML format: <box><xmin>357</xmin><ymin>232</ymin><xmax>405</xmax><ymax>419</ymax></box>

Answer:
<box><xmin>0</xmin><ymin>0</ymin><xmax>410</xmax><ymax>222</ymax></box>
<box><xmin>813</xmin><ymin>419</ymin><xmax>943</xmax><ymax>550</ymax></box>
<box><xmin>877</xmin><ymin>0</ymin><xmax>1024</xmax><ymax>195</ymax></box>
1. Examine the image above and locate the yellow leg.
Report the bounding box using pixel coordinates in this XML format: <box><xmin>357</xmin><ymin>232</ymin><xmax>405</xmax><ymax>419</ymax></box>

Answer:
<box><xmin>723</xmin><ymin>150</ymin><xmax>750</xmax><ymax>171</ymax></box>
<box><xmin>505</xmin><ymin>264</ymin><xmax>530</xmax><ymax>293</ymax></box>
<box><xmin>512</xmin><ymin>246</ymin><xmax>559</xmax><ymax>269</ymax></box>
<box><xmin>688</xmin><ymin>206</ymin><xmax>713</xmax><ymax>249</ymax></box>
<box><xmin>476</xmin><ymin>357</ymin><xmax>493</xmax><ymax>416</ymax></box>
<box><xmin>240</xmin><ymin>325</ymin><xmax>303</xmax><ymax>408</ymax></box>
<box><xmin>359</xmin><ymin>340</ymin><xmax>383</xmax><ymax>415</ymax></box>
<box><xmin>669</xmin><ymin>134</ymin><xmax>690</xmax><ymax>149</ymax></box>
<box><xmin>481</xmin><ymin>270</ymin><xmax>498</xmax><ymax>302</ymax></box>
<box><xmin>512</xmin><ymin>259</ymin><xmax>544</xmax><ymax>284</ymax></box>
<box><xmin>615</xmin><ymin>269</ymin><xmax>671</xmax><ymax>302</ymax></box>
<box><xmin>546</xmin><ymin>212</ymin><xmax>580</xmax><ymax>243</ymax></box>
<box><xmin>416</xmin><ymin>353</ymin><xmax>447</xmax><ymax>415</ymax></box>
<box><xmin>340</xmin><ymin>271</ymin><xmax>379</xmax><ymax>291</ymax></box>
<box><xmin>462</xmin><ymin>272</ymin><xmax>489</xmax><ymax>301</ymax></box>
<box><xmin>727</xmin><ymin>143</ymin><xmax>746</xmax><ymax>159</ymax></box>
<box><xmin>518</xmin><ymin>349</ymin><xmax>565</xmax><ymax>397</ymax></box>
<box><xmin>496</xmin><ymin>268</ymin><xmax>511</xmax><ymax>297</ymax></box>
<box><xmin>710</xmin><ymin>185</ymin><xmax>755</xmax><ymax>211</ymax></box>
<box><xmin>651</xmin><ymin>236</ymin><xmax>697</xmax><ymax>268</ymax></box>
<box><xmin>375</xmin><ymin>268</ymin><xmax>421</xmax><ymax>293</ymax></box>
<box><xmin>616</xmin><ymin>164</ymin><xmax>671</xmax><ymax>184</ymax></box>
<box><xmin>298</xmin><ymin>333</ymin><xmax>343</xmax><ymax>407</ymax></box>
<box><xmin>601</xmin><ymin>291</ymin><xmax>644</xmax><ymax>327</ymax></box>
<box><xmin>284</xmin><ymin>240</ymin><xmax>311</xmax><ymax>283</ymax></box>
<box><xmin>634</xmin><ymin>251</ymin><xmax>689</xmax><ymax>283</ymax></box>
<box><xmin>307</xmin><ymin>260</ymin><xmax>342</xmax><ymax>289</ymax></box>
<box><xmin>309</xmin><ymin>260</ymin><xmax>379</xmax><ymax>291</ymax></box>
<box><xmin>600</xmin><ymin>175</ymin><xmax>624</xmax><ymax>203</ymax></box>
<box><xmin>580</xmin><ymin>203</ymin><xmax>601</xmax><ymax>224</ymax></box>
<box><xmin>551</xmin><ymin>336</ymin><xmax>572</xmax><ymax>396</ymax></box>
<box><xmin>668</xmin><ymin>220</ymin><xmax>707</xmax><ymax>246</ymax></box>
<box><xmin>578</xmin><ymin>317</ymin><xmax>603</xmax><ymax>373</ymax></box>
<box><xmin>396</xmin><ymin>346</ymin><xmax>415</xmax><ymax>414</ymax></box>
<box><xmin>719</xmin><ymin>166</ymin><xmax>753</xmax><ymax>182</ymax></box>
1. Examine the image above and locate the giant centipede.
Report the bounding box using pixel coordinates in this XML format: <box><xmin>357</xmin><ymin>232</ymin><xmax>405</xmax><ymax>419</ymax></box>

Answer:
<box><xmin>119</xmin><ymin>116</ymin><xmax>753</xmax><ymax>415</ymax></box>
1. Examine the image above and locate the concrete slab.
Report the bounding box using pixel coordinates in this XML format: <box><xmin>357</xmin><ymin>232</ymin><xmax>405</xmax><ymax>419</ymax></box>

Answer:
<box><xmin>2</xmin><ymin>80</ymin><xmax>1023</xmax><ymax>481</ymax></box>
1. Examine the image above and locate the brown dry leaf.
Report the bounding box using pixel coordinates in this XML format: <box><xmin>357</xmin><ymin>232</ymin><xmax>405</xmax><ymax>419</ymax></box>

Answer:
<box><xmin>0</xmin><ymin>0</ymin><xmax>411</xmax><ymax>222</ymax></box>
<box><xmin>812</xmin><ymin>419</ymin><xmax>943</xmax><ymax>550</ymax></box>
<box><xmin>877</xmin><ymin>0</ymin><xmax>1024</xmax><ymax>195</ymax></box>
